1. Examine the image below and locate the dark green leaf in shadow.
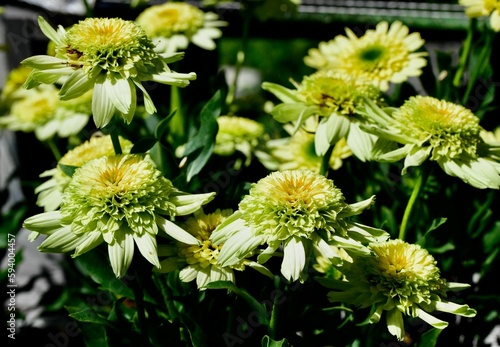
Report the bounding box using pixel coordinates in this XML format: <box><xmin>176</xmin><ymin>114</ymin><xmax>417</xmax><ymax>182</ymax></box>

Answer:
<box><xmin>59</xmin><ymin>163</ymin><xmax>79</xmax><ymax>177</ymax></box>
<box><xmin>261</xmin><ymin>335</ymin><xmax>290</xmax><ymax>347</ymax></box>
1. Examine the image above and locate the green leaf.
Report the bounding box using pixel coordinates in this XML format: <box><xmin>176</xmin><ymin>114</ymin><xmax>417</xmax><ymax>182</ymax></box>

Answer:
<box><xmin>149</xmin><ymin>142</ymin><xmax>179</xmax><ymax>178</ymax></box>
<box><xmin>203</xmin><ymin>281</ymin><xmax>269</xmax><ymax>326</ymax></box>
<box><xmin>155</xmin><ymin>110</ymin><xmax>177</xmax><ymax>143</ymax></box>
<box><xmin>416</xmin><ymin>327</ymin><xmax>442</xmax><ymax>347</ymax></box>
<box><xmin>74</xmin><ymin>251</ymin><xmax>135</xmax><ymax>299</ymax></box>
<box><xmin>66</xmin><ymin>306</ymin><xmax>112</xmax><ymax>327</ymax></box>
<box><xmin>261</xmin><ymin>336</ymin><xmax>290</xmax><ymax>347</ymax></box>
<box><xmin>483</xmin><ymin>221</ymin><xmax>500</xmax><ymax>254</ymax></box>
<box><xmin>58</xmin><ymin>163</ymin><xmax>79</xmax><ymax>177</ymax></box>
<box><xmin>130</xmin><ymin>137</ymin><xmax>157</xmax><ymax>154</ymax></box>
<box><xmin>79</xmin><ymin>323</ymin><xmax>109</xmax><ymax>347</ymax></box>
<box><xmin>182</xmin><ymin>90</ymin><xmax>223</xmax><ymax>182</ymax></box>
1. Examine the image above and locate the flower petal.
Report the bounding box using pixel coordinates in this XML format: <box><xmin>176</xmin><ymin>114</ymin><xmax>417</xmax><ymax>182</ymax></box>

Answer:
<box><xmin>281</xmin><ymin>236</ymin><xmax>306</xmax><ymax>282</ymax></box>
<box><xmin>386</xmin><ymin>308</ymin><xmax>405</xmax><ymax>341</ymax></box>
<box><xmin>108</xmin><ymin>231</ymin><xmax>134</xmax><ymax>278</ymax></box>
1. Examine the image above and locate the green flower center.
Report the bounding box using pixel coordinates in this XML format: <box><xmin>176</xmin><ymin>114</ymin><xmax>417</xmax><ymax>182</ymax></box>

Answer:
<box><xmin>239</xmin><ymin>170</ymin><xmax>346</xmax><ymax>241</ymax></box>
<box><xmin>61</xmin><ymin>154</ymin><xmax>176</xmax><ymax>236</ymax></box>
<box><xmin>297</xmin><ymin>71</ymin><xmax>382</xmax><ymax>117</ymax></box>
<box><xmin>136</xmin><ymin>2</ymin><xmax>205</xmax><ymax>38</ymax></box>
<box><xmin>360</xmin><ymin>45</ymin><xmax>385</xmax><ymax>63</ymax></box>
<box><xmin>365</xmin><ymin>240</ymin><xmax>445</xmax><ymax>307</ymax></box>
<box><xmin>393</xmin><ymin>96</ymin><xmax>482</xmax><ymax>159</ymax></box>
<box><xmin>61</xmin><ymin>17</ymin><xmax>159</xmax><ymax>77</ymax></box>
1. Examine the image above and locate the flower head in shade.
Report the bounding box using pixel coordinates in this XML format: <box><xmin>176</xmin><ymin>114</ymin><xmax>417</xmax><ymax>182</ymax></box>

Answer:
<box><xmin>262</xmin><ymin>70</ymin><xmax>383</xmax><ymax>160</ymax></box>
<box><xmin>460</xmin><ymin>0</ymin><xmax>500</xmax><ymax>31</ymax></box>
<box><xmin>0</xmin><ymin>84</ymin><xmax>91</xmax><ymax>141</ymax></box>
<box><xmin>156</xmin><ymin>209</ymin><xmax>272</xmax><ymax>289</ymax></box>
<box><xmin>135</xmin><ymin>2</ymin><xmax>228</xmax><ymax>54</ymax></box>
<box><xmin>0</xmin><ymin>65</ymin><xmax>34</xmax><ymax>109</ymax></box>
<box><xmin>320</xmin><ymin>239</ymin><xmax>477</xmax><ymax>341</ymax></box>
<box><xmin>214</xmin><ymin>115</ymin><xmax>266</xmax><ymax>167</ymax></box>
<box><xmin>304</xmin><ymin>21</ymin><xmax>427</xmax><ymax>91</ymax></box>
<box><xmin>361</xmin><ymin>95</ymin><xmax>500</xmax><ymax>189</ymax></box>
<box><xmin>35</xmin><ymin>134</ymin><xmax>133</xmax><ymax>211</ymax></box>
<box><xmin>23</xmin><ymin>154</ymin><xmax>215</xmax><ymax>278</ymax></box>
<box><xmin>256</xmin><ymin>120</ymin><xmax>352</xmax><ymax>172</ymax></box>
<box><xmin>21</xmin><ymin>16</ymin><xmax>196</xmax><ymax>128</ymax></box>
<box><xmin>210</xmin><ymin>169</ymin><xmax>389</xmax><ymax>282</ymax></box>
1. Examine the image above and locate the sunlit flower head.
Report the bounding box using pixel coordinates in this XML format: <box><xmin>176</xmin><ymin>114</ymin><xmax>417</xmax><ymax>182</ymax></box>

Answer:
<box><xmin>361</xmin><ymin>95</ymin><xmax>500</xmax><ymax>189</ymax></box>
<box><xmin>35</xmin><ymin>134</ymin><xmax>133</xmax><ymax>211</ymax></box>
<box><xmin>214</xmin><ymin>115</ymin><xmax>266</xmax><ymax>167</ymax></box>
<box><xmin>211</xmin><ymin>169</ymin><xmax>389</xmax><ymax>282</ymax></box>
<box><xmin>156</xmin><ymin>209</ymin><xmax>272</xmax><ymax>289</ymax></box>
<box><xmin>24</xmin><ymin>154</ymin><xmax>215</xmax><ymax>278</ymax></box>
<box><xmin>136</xmin><ymin>2</ymin><xmax>228</xmax><ymax>53</ymax></box>
<box><xmin>304</xmin><ymin>21</ymin><xmax>427</xmax><ymax>91</ymax></box>
<box><xmin>256</xmin><ymin>121</ymin><xmax>352</xmax><ymax>172</ymax></box>
<box><xmin>0</xmin><ymin>84</ymin><xmax>91</xmax><ymax>141</ymax></box>
<box><xmin>21</xmin><ymin>16</ymin><xmax>196</xmax><ymax>128</ymax></box>
<box><xmin>262</xmin><ymin>70</ymin><xmax>383</xmax><ymax>160</ymax></box>
<box><xmin>321</xmin><ymin>239</ymin><xmax>477</xmax><ymax>341</ymax></box>
<box><xmin>460</xmin><ymin>0</ymin><xmax>500</xmax><ymax>31</ymax></box>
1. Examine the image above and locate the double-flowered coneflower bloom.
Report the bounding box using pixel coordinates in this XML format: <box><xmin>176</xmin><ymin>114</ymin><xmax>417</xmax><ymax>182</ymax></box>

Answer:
<box><xmin>156</xmin><ymin>209</ymin><xmax>272</xmax><ymax>289</ymax></box>
<box><xmin>210</xmin><ymin>169</ymin><xmax>389</xmax><ymax>282</ymax></box>
<box><xmin>24</xmin><ymin>154</ymin><xmax>215</xmax><ymax>278</ymax></box>
<box><xmin>361</xmin><ymin>95</ymin><xmax>500</xmax><ymax>189</ymax></box>
<box><xmin>35</xmin><ymin>134</ymin><xmax>133</xmax><ymax>211</ymax></box>
<box><xmin>460</xmin><ymin>0</ymin><xmax>500</xmax><ymax>31</ymax></box>
<box><xmin>135</xmin><ymin>2</ymin><xmax>228</xmax><ymax>54</ymax></box>
<box><xmin>304</xmin><ymin>21</ymin><xmax>427</xmax><ymax>92</ymax></box>
<box><xmin>262</xmin><ymin>70</ymin><xmax>383</xmax><ymax>160</ymax></box>
<box><xmin>21</xmin><ymin>16</ymin><xmax>196</xmax><ymax>128</ymax></box>
<box><xmin>320</xmin><ymin>239</ymin><xmax>477</xmax><ymax>341</ymax></box>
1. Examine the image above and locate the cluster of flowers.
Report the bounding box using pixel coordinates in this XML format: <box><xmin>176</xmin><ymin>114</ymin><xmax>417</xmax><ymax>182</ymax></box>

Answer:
<box><xmin>3</xmin><ymin>0</ymin><xmax>500</xmax><ymax>342</ymax></box>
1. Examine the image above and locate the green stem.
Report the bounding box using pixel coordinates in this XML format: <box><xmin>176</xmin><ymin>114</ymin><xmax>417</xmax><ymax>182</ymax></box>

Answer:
<box><xmin>46</xmin><ymin>137</ymin><xmax>61</xmax><ymax>161</ymax></box>
<box><xmin>110</xmin><ymin>129</ymin><xmax>122</xmax><ymax>155</ymax></box>
<box><xmin>152</xmin><ymin>273</ymin><xmax>177</xmax><ymax>320</ymax></box>
<box><xmin>132</xmin><ymin>269</ymin><xmax>150</xmax><ymax>346</ymax></box>
<box><xmin>319</xmin><ymin>145</ymin><xmax>334</xmax><ymax>177</ymax></box>
<box><xmin>268</xmin><ymin>289</ymin><xmax>279</xmax><ymax>340</ymax></box>
<box><xmin>398</xmin><ymin>166</ymin><xmax>429</xmax><ymax>241</ymax></box>
<box><xmin>169</xmin><ymin>84</ymin><xmax>185</xmax><ymax>143</ymax></box>
<box><xmin>453</xmin><ymin>19</ymin><xmax>475</xmax><ymax>88</ymax></box>
<box><xmin>226</xmin><ymin>7</ymin><xmax>251</xmax><ymax>106</ymax></box>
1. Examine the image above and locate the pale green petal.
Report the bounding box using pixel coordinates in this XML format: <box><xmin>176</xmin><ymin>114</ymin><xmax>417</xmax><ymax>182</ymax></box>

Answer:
<box><xmin>72</xmin><ymin>231</ymin><xmax>103</xmax><ymax>257</ymax></box>
<box><xmin>345</xmin><ymin>222</ymin><xmax>390</xmax><ymax>243</ymax></box>
<box><xmin>312</xmin><ymin>234</ymin><xmax>338</xmax><ymax>260</ymax></box>
<box><xmin>209</xmin><ymin>265</ymin><xmax>233</xmax><ymax>284</ymax></box>
<box><xmin>196</xmin><ymin>268</ymin><xmax>211</xmax><ymax>289</ymax></box>
<box><xmin>376</xmin><ymin>144</ymin><xmax>412</xmax><ymax>163</ymax></box>
<box><xmin>133</xmin><ymin>232</ymin><xmax>160</xmax><ymax>268</ymax></box>
<box><xmin>24</xmin><ymin>68</ymin><xmax>74</xmax><ymax>88</ymax></box>
<box><xmin>490</xmin><ymin>9</ymin><xmax>500</xmax><ymax>31</ymax></box>
<box><xmin>156</xmin><ymin>215</ymin><xmax>200</xmax><ymax>245</ymax></box>
<box><xmin>315</xmin><ymin>114</ymin><xmax>350</xmax><ymax>156</ymax></box>
<box><xmin>23</xmin><ymin>211</ymin><xmax>63</xmax><ymax>233</ymax></box>
<box><xmin>209</xmin><ymin>211</ymin><xmax>244</xmax><ymax>245</ymax></box>
<box><xmin>439</xmin><ymin>157</ymin><xmax>500</xmax><ymax>189</ymax></box>
<box><xmin>133</xmin><ymin>81</ymin><xmax>156</xmax><ymax>114</ymax></box>
<box><xmin>59</xmin><ymin>69</ymin><xmax>98</xmax><ymax>100</ymax></box>
<box><xmin>414</xmin><ymin>307</ymin><xmax>448</xmax><ymax>329</ymax></box>
<box><xmin>281</xmin><ymin>236</ymin><xmax>306</xmax><ymax>282</ymax></box>
<box><xmin>246</xmin><ymin>262</ymin><xmax>274</xmax><ymax>279</ymax></box>
<box><xmin>330</xmin><ymin>235</ymin><xmax>370</xmax><ymax>255</ymax></box>
<box><xmin>92</xmin><ymin>79</ymin><xmax>116</xmax><ymax>128</ymax></box>
<box><xmin>179</xmin><ymin>265</ymin><xmax>198</xmax><ymax>282</ymax></box>
<box><xmin>261</xmin><ymin>82</ymin><xmax>300</xmax><ymax>104</ymax></box>
<box><xmin>217</xmin><ymin>227</ymin><xmax>263</xmax><ymax>266</ymax></box>
<box><xmin>58</xmin><ymin>114</ymin><xmax>89</xmax><ymax>137</ymax></box>
<box><xmin>446</xmin><ymin>282</ymin><xmax>471</xmax><ymax>291</ymax></box>
<box><xmin>158</xmin><ymin>52</ymin><xmax>186</xmax><ymax>64</ymax></box>
<box><xmin>104</xmin><ymin>77</ymin><xmax>132</xmax><ymax>115</ymax></box>
<box><xmin>21</xmin><ymin>55</ymin><xmax>67</xmax><ymax>69</ymax></box>
<box><xmin>38</xmin><ymin>226</ymin><xmax>81</xmax><ymax>253</ymax></box>
<box><xmin>35</xmin><ymin>121</ymin><xmax>59</xmax><ymax>141</ymax></box>
<box><xmin>434</xmin><ymin>301</ymin><xmax>477</xmax><ymax>317</ymax></box>
<box><xmin>108</xmin><ymin>232</ymin><xmax>134</xmax><ymax>278</ymax></box>
<box><xmin>37</xmin><ymin>16</ymin><xmax>63</xmax><ymax>45</ymax></box>
<box><xmin>151</xmin><ymin>71</ymin><xmax>196</xmax><ymax>87</ymax></box>
<box><xmin>402</xmin><ymin>145</ymin><xmax>432</xmax><ymax>174</ymax></box>
<box><xmin>269</xmin><ymin>103</ymin><xmax>311</xmax><ymax>124</ymax></box>
<box><xmin>256</xmin><ymin>242</ymin><xmax>280</xmax><ymax>264</ymax></box>
<box><xmin>386</xmin><ymin>308</ymin><xmax>405</xmax><ymax>341</ymax></box>
<box><xmin>369</xmin><ymin>305</ymin><xmax>385</xmax><ymax>323</ymax></box>
<box><xmin>169</xmin><ymin>191</ymin><xmax>216</xmax><ymax>215</ymax></box>
<box><xmin>346</xmin><ymin>122</ymin><xmax>377</xmax><ymax>162</ymax></box>
<box><xmin>338</xmin><ymin>195</ymin><xmax>375</xmax><ymax>218</ymax></box>
<box><xmin>191</xmin><ymin>31</ymin><xmax>217</xmax><ymax>50</ymax></box>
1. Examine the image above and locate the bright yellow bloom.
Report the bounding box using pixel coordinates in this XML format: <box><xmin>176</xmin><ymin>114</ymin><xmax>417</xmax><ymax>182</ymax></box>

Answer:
<box><xmin>304</xmin><ymin>21</ymin><xmax>427</xmax><ymax>91</ymax></box>
<box><xmin>460</xmin><ymin>0</ymin><xmax>500</xmax><ymax>31</ymax></box>
<box><xmin>157</xmin><ymin>209</ymin><xmax>271</xmax><ymax>289</ymax></box>
<box><xmin>361</xmin><ymin>95</ymin><xmax>500</xmax><ymax>189</ymax></box>
<box><xmin>21</xmin><ymin>16</ymin><xmax>196</xmax><ymax>128</ymax></box>
<box><xmin>136</xmin><ymin>2</ymin><xmax>227</xmax><ymax>53</ymax></box>
<box><xmin>321</xmin><ymin>239</ymin><xmax>476</xmax><ymax>341</ymax></box>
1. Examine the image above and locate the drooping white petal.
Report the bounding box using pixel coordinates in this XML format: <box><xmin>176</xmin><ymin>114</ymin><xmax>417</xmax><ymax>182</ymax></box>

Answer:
<box><xmin>216</xmin><ymin>227</ymin><xmax>263</xmax><ymax>266</ymax></box>
<box><xmin>281</xmin><ymin>236</ymin><xmax>306</xmax><ymax>282</ymax></box>
<box><xmin>108</xmin><ymin>232</ymin><xmax>134</xmax><ymax>278</ymax></box>
<box><xmin>155</xmin><ymin>215</ymin><xmax>200</xmax><ymax>245</ymax></box>
<box><xmin>92</xmin><ymin>79</ymin><xmax>116</xmax><ymax>128</ymax></box>
<box><xmin>134</xmin><ymin>232</ymin><xmax>160</xmax><ymax>268</ymax></box>
<box><xmin>386</xmin><ymin>309</ymin><xmax>405</xmax><ymax>341</ymax></box>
